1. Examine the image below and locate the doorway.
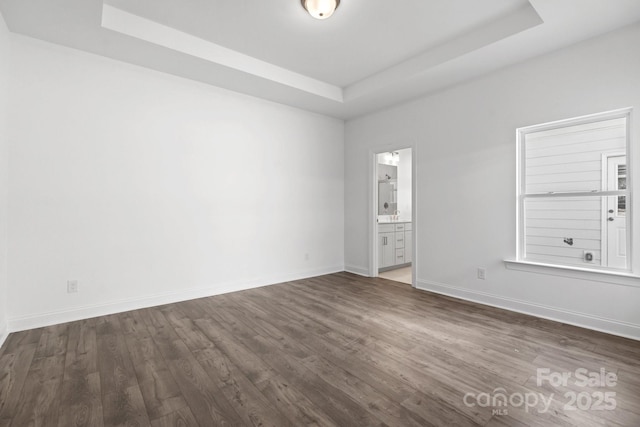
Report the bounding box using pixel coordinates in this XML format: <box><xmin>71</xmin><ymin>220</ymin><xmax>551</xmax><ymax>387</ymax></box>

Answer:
<box><xmin>372</xmin><ymin>148</ymin><xmax>415</xmax><ymax>286</ymax></box>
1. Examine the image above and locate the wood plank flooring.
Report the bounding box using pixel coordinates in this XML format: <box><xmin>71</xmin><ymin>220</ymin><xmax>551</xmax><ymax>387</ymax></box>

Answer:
<box><xmin>0</xmin><ymin>272</ymin><xmax>639</xmax><ymax>426</ymax></box>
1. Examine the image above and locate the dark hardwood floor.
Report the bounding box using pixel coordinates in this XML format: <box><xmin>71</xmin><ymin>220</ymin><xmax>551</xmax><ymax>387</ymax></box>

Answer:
<box><xmin>0</xmin><ymin>272</ymin><xmax>639</xmax><ymax>426</ymax></box>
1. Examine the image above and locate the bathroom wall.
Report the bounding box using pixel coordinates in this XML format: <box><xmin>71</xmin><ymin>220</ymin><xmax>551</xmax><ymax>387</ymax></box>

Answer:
<box><xmin>397</xmin><ymin>148</ymin><xmax>412</xmax><ymax>221</ymax></box>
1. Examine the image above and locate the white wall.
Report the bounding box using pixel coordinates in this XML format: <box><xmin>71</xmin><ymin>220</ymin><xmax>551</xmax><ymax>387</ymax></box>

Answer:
<box><xmin>0</xmin><ymin>11</ymin><xmax>10</xmax><ymax>344</ymax></box>
<box><xmin>345</xmin><ymin>23</ymin><xmax>640</xmax><ymax>339</ymax></box>
<box><xmin>7</xmin><ymin>35</ymin><xmax>344</xmax><ymax>330</ymax></box>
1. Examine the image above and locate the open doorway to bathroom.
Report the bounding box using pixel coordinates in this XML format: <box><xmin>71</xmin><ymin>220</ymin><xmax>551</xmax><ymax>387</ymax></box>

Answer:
<box><xmin>374</xmin><ymin>148</ymin><xmax>414</xmax><ymax>286</ymax></box>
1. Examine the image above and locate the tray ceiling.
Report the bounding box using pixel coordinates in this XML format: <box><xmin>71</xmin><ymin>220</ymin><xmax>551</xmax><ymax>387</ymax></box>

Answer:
<box><xmin>1</xmin><ymin>0</ymin><xmax>640</xmax><ymax>119</ymax></box>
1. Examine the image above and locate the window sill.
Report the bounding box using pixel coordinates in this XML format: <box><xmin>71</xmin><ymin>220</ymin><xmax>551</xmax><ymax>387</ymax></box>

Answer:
<box><xmin>504</xmin><ymin>259</ymin><xmax>640</xmax><ymax>288</ymax></box>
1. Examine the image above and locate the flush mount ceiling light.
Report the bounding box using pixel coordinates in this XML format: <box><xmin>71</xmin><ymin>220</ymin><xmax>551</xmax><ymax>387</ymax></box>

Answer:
<box><xmin>301</xmin><ymin>0</ymin><xmax>340</xmax><ymax>20</ymax></box>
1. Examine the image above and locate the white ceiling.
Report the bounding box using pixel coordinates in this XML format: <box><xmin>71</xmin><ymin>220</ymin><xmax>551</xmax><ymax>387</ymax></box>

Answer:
<box><xmin>2</xmin><ymin>0</ymin><xmax>640</xmax><ymax>119</ymax></box>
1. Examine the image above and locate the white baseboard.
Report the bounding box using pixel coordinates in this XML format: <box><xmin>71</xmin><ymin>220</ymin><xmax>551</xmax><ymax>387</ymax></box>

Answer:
<box><xmin>0</xmin><ymin>320</ymin><xmax>8</xmax><ymax>350</ymax></box>
<box><xmin>345</xmin><ymin>264</ymin><xmax>370</xmax><ymax>277</ymax></box>
<box><xmin>12</xmin><ymin>268</ymin><xmax>636</xmax><ymax>342</ymax></box>
<box><xmin>417</xmin><ymin>279</ymin><xmax>640</xmax><ymax>341</ymax></box>
<box><xmin>8</xmin><ymin>265</ymin><xmax>345</xmax><ymax>333</ymax></box>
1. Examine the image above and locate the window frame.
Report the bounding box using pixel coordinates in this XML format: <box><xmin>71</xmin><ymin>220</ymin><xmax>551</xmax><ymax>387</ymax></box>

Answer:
<box><xmin>516</xmin><ymin>108</ymin><xmax>633</xmax><ymax>273</ymax></box>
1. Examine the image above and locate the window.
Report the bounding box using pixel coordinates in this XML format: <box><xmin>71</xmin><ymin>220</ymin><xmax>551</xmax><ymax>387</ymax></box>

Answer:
<box><xmin>517</xmin><ymin>109</ymin><xmax>632</xmax><ymax>272</ymax></box>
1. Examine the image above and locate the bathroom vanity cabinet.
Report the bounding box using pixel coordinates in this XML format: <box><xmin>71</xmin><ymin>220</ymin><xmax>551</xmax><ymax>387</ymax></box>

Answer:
<box><xmin>378</xmin><ymin>222</ymin><xmax>412</xmax><ymax>270</ymax></box>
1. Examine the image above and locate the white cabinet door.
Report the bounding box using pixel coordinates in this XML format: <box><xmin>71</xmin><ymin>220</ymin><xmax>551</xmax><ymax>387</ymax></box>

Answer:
<box><xmin>379</xmin><ymin>232</ymin><xmax>395</xmax><ymax>268</ymax></box>
<box><xmin>404</xmin><ymin>230</ymin><xmax>412</xmax><ymax>263</ymax></box>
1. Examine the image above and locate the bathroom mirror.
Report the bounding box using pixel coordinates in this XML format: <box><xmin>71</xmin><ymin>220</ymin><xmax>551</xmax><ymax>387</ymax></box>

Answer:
<box><xmin>378</xmin><ymin>163</ymin><xmax>397</xmax><ymax>215</ymax></box>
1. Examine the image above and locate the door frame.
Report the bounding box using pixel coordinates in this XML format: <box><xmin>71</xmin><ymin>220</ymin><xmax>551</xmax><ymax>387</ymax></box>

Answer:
<box><xmin>369</xmin><ymin>142</ymin><xmax>417</xmax><ymax>287</ymax></box>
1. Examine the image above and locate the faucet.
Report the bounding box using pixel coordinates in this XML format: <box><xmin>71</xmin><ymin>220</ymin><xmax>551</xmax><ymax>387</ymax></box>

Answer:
<box><xmin>393</xmin><ymin>210</ymin><xmax>400</xmax><ymax>221</ymax></box>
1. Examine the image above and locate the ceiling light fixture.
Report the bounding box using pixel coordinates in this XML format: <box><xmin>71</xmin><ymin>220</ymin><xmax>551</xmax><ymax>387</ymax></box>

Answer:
<box><xmin>301</xmin><ymin>0</ymin><xmax>340</xmax><ymax>20</ymax></box>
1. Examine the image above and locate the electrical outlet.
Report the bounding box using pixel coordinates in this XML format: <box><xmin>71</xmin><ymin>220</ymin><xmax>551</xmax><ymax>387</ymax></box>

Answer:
<box><xmin>583</xmin><ymin>251</ymin><xmax>594</xmax><ymax>263</ymax></box>
<box><xmin>67</xmin><ymin>280</ymin><xmax>78</xmax><ymax>293</ymax></box>
<box><xmin>477</xmin><ymin>268</ymin><xmax>486</xmax><ymax>280</ymax></box>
